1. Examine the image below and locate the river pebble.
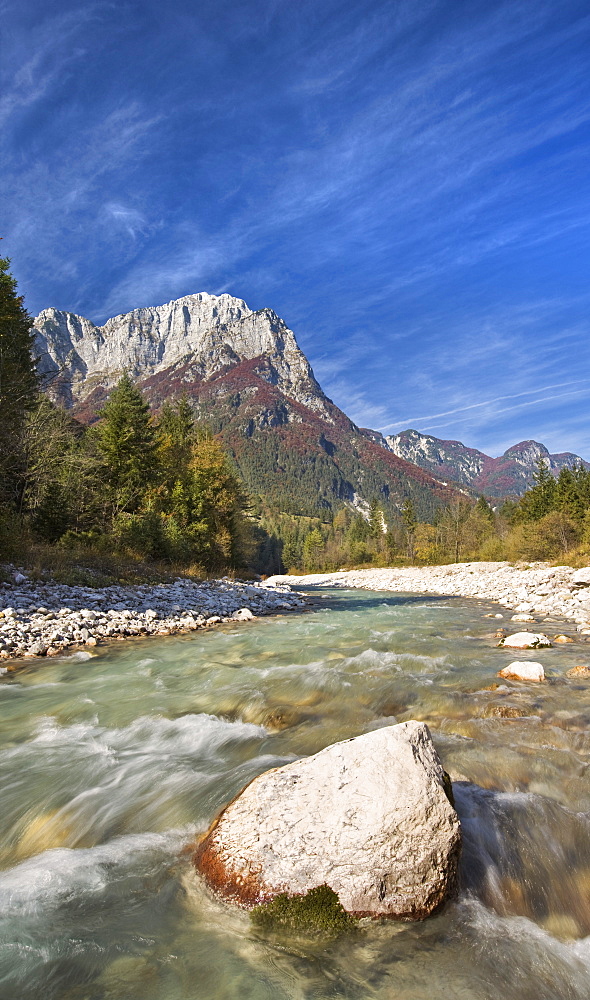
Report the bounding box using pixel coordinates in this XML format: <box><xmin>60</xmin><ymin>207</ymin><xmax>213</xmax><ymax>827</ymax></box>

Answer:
<box><xmin>0</xmin><ymin>572</ymin><xmax>306</xmax><ymax>662</ymax></box>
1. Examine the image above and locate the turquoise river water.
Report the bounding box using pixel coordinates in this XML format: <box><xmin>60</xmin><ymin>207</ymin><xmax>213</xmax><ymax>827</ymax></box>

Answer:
<box><xmin>2</xmin><ymin>587</ymin><xmax>590</xmax><ymax>1000</ymax></box>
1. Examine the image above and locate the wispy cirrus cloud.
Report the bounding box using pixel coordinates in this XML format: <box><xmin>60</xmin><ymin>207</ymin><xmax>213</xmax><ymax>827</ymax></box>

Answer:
<box><xmin>4</xmin><ymin>0</ymin><xmax>590</xmax><ymax>457</ymax></box>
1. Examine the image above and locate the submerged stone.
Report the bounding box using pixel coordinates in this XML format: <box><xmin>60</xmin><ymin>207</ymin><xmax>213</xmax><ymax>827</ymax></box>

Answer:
<box><xmin>194</xmin><ymin>721</ymin><xmax>461</xmax><ymax>920</ymax></box>
<box><xmin>566</xmin><ymin>665</ymin><xmax>590</xmax><ymax>679</ymax></box>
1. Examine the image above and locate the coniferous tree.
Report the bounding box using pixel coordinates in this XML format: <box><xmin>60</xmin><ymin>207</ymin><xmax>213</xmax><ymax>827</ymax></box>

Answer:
<box><xmin>518</xmin><ymin>458</ymin><xmax>557</xmax><ymax>521</ymax></box>
<box><xmin>402</xmin><ymin>498</ymin><xmax>417</xmax><ymax>558</ymax></box>
<box><xmin>157</xmin><ymin>395</ymin><xmax>194</xmax><ymax>484</ymax></box>
<box><xmin>474</xmin><ymin>495</ymin><xmax>494</xmax><ymax>521</ymax></box>
<box><xmin>96</xmin><ymin>373</ymin><xmax>157</xmax><ymax>516</ymax></box>
<box><xmin>0</xmin><ymin>257</ymin><xmax>39</xmax><ymax>507</ymax></box>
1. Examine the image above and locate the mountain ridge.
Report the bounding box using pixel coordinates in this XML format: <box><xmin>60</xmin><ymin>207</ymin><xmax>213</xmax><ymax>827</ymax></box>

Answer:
<box><xmin>385</xmin><ymin>428</ymin><xmax>589</xmax><ymax>498</ymax></box>
<box><xmin>32</xmin><ymin>293</ymin><xmax>460</xmax><ymax>521</ymax></box>
<box><xmin>34</xmin><ymin>293</ymin><xmax>586</xmax><ymax>508</ymax></box>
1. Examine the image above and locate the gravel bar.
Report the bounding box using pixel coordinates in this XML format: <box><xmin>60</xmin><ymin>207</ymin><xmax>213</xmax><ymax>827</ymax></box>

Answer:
<box><xmin>267</xmin><ymin>561</ymin><xmax>590</xmax><ymax>630</ymax></box>
<box><xmin>0</xmin><ymin>573</ymin><xmax>307</xmax><ymax>666</ymax></box>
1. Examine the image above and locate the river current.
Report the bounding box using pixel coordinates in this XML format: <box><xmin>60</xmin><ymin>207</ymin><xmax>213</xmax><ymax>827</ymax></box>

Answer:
<box><xmin>2</xmin><ymin>587</ymin><xmax>590</xmax><ymax>1000</ymax></box>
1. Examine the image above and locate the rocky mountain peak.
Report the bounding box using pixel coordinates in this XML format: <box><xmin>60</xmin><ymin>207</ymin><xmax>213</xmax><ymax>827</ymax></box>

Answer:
<box><xmin>502</xmin><ymin>440</ymin><xmax>549</xmax><ymax>466</ymax></box>
<box><xmin>32</xmin><ymin>292</ymin><xmax>328</xmax><ymax>414</ymax></box>
<box><xmin>383</xmin><ymin>429</ymin><xmax>588</xmax><ymax>497</ymax></box>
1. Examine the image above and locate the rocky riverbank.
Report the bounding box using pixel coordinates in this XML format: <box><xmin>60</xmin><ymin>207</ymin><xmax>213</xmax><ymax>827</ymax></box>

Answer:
<box><xmin>0</xmin><ymin>573</ymin><xmax>306</xmax><ymax>665</ymax></box>
<box><xmin>267</xmin><ymin>561</ymin><xmax>590</xmax><ymax>629</ymax></box>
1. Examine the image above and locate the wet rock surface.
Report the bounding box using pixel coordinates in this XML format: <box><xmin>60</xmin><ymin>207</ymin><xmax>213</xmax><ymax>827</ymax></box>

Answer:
<box><xmin>0</xmin><ymin>574</ymin><xmax>306</xmax><ymax>664</ymax></box>
<box><xmin>194</xmin><ymin>721</ymin><xmax>461</xmax><ymax>920</ymax></box>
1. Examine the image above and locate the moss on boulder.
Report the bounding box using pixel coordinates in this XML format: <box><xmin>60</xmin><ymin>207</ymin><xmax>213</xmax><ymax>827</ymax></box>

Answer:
<box><xmin>250</xmin><ymin>884</ymin><xmax>358</xmax><ymax>938</ymax></box>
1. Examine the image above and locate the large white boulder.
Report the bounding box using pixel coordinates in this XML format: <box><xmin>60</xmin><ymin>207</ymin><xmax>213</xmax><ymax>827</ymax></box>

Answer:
<box><xmin>573</xmin><ymin>567</ymin><xmax>590</xmax><ymax>587</ymax></box>
<box><xmin>498</xmin><ymin>661</ymin><xmax>545</xmax><ymax>682</ymax></box>
<box><xmin>499</xmin><ymin>632</ymin><xmax>552</xmax><ymax>649</ymax></box>
<box><xmin>194</xmin><ymin>721</ymin><xmax>460</xmax><ymax>919</ymax></box>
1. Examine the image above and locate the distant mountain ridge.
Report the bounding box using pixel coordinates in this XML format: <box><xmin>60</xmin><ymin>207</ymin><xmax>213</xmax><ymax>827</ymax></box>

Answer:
<box><xmin>384</xmin><ymin>429</ymin><xmax>589</xmax><ymax>498</ymax></box>
<box><xmin>32</xmin><ymin>294</ymin><xmax>459</xmax><ymax>520</ymax></box>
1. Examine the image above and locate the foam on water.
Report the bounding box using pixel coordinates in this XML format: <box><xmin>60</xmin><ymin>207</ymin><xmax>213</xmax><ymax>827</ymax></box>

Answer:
<box><xmin>0</xmin><ymin>713</ymin><xmax>275</xmax><ymax>866</ymax></box>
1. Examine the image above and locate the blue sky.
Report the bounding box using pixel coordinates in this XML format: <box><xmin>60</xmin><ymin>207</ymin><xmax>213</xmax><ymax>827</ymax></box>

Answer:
<box><xmin>4</xmin><ymin>0</ymin><xmax>590</xmax><ymax>458</ymax></box>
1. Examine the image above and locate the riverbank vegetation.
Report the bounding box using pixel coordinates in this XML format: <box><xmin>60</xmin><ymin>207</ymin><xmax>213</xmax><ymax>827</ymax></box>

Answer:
<box><xmin>275</xmin><ymin>463</ymin><xmax>590</xmax><ymax>573</ymax></box>
<box><xmin>0</xmin><ymin>259</ymin><xmax>262</xmax><ymax>580</ymax></box>
<box><xmin>0</xmin><ymin>376</ymin><xmax>260</xmax><ymax>579</ymax></box>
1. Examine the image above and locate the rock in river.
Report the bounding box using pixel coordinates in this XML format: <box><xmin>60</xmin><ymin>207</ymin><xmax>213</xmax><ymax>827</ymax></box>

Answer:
<box><xmin>194</xmin><ymin>720</ymin><xmax>461</xmax><ymax>920</ymax></box>
<box><xmin>498</xmin><ymin>661</ymin><xmax>545</xmax><ymax>682</ymax></box>
<box><xmin>499</xmin><ymin>632</ymin><xmax>552</xmax><ymax>649</ymax></box>
<box><xmin>566</xmin><ymin>665</ymin><xmax>590</xmax><ymax>679</ymax></box>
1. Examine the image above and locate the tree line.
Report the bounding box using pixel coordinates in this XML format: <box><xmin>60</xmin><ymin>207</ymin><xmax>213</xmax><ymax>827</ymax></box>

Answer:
<box><xmin>274</xmin><ymin>461</ymin><xmax>590</xmax><ymax>572</ymax></box>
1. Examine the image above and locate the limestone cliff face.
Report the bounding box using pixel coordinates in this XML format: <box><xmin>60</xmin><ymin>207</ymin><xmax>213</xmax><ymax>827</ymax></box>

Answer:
<box><xmin>29</xmin><ymin>291</ymin><xmax>466</xmax><ymax>520</ymax></box>
<box><xmin>33</xmin><ymin>292</ymin><xmax>327</xmax><ymax>414</ymax></box>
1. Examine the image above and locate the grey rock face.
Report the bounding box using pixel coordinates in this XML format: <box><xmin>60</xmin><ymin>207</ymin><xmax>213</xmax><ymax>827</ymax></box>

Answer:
<box><xmin>385</xmin><ymin>429</ymin><xmax>485</xmax><ymax>486</ymax></box>
<box><xmin>194</xmin><ymin>721</ymin><xmax>461</xmax><ymax>919</ymax></box>
<box><xmin>384</xmin><ymin>431</ymin><xmax>589</xmax><ymax>498</ymax></box>
<box><xmin>33</xmin><ymin>292</ymin><xmax>327</xmax><ymax>413</ymax></box>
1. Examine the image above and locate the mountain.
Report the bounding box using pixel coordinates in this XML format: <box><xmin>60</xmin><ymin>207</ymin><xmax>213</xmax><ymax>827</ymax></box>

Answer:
<box><xmin>386</xmin><ymin>429</ymin><xmax>589</xmax><ymax>498</ymax></box>
<box><xmin>33</xmin><ymin>294</ymin><xmax>460</xmax><ymax>520</ymax></box>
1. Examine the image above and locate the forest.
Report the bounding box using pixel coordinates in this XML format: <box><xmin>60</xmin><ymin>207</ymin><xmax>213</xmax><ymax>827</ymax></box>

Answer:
<box><xmin>2</xmin><ymin>256</ymin><xmax>590</xmax><ymax>582</ymax></box>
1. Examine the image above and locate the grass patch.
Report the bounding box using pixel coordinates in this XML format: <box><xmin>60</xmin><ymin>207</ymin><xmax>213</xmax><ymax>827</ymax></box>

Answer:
<box><xmin>7</xmin><ymin>541</ymin><xmax>209</xmax><ymax>588</ymax></box>
<box><xmin>250</xmin><ymin>884</ymin><xmax>358</xmax><ymax>939</ymax></box>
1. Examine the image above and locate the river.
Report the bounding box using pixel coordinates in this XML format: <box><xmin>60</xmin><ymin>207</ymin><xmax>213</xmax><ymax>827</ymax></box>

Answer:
<box><xmin>2</xmin><ymin>588</ymin><xmax>590</xmax><ymax>1000</ymax></box>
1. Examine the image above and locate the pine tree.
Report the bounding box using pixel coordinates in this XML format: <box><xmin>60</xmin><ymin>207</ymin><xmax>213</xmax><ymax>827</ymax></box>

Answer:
<box><xmin>474</xmin><ymin>495</ymin><xmax>494</xmax><ymax>521</ymax></box>
<box><xmin>96</xmin><ymin>373</ymin><xmax>157</xmax><ymax>515</ymax></box>
<box><xmin>157</xmin><ymin>395</ymin><xmax>194</xmax><ymax>484</ymax></box>
<box><xmin>302</xmin><ymin>527</ymin><xmax>324</xmax><ymax>570</ymax></box>
<box><xmin>401</xmin><ymin>498</ymin><xmax>416</xmax><ymax>558</ymax></box>
<box><xmin>0</xmin><ymin>257</ymin><xmax>39</xmax><ymax>507</ymax></box>
<box><xmin>368</xmin><ymin>497</ymin><xmax>385</xmax><ymax>536</ymax></box>
<box><xmin>518</xmin><ymin>458</ymin><xmax>557</xmax><ymax>521</ymax></box>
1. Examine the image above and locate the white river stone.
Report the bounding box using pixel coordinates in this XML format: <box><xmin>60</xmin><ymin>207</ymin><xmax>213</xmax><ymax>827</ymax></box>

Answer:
<box><xmin>499</xmin><ymin>632</ymin><xmax>552</xmax><ymax>649</ymax></box>
<box><xmin>499</xmin><ymin>661</ymin><xmax>545</xmax><ymax>682</ymax></box>
<box><xmin>194</xmin><ymin>720</ymin><xmax>461</xmax><ymax>919</ymax></box>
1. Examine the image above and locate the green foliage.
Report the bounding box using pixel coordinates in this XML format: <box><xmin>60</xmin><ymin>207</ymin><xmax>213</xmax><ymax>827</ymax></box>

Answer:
<box><xmin>0</xmin><ymin>365</ymin><xmax>259</xmax><ymax>574</ymax></box>
<box><xmin>268</xmin><ymin>455</ymin><xmax>590</xmax><ymax>572</ymax></box>
<box><xmin>507</xmin><ymin>511</ymin><xmax>579</xmax><ymax>561</ymax></box>
<box><xmin>22</xmin><ymin>396</ymin><xmax>100</xmax><ymax>542</ymax></box>
<box><xmin>250</xmin><ymin>884</ymin><xmax>358</xmax><ymax>939</ymax></box>
<box><xmin>475</xmin><ymin>495</ymin><xmax>494</xmax><ymax>521</ymax></box>
<box><xmin>302</xmin><ymin>527</ymin><xmax>324</xmax><ymax>569</ymax></box>
<box><xmin>157</xmin><ymin>395</ymin><xmax>194</xmax><ymax>482</ymax></box>
<box><xmin>401</xmin><ymin>498</ymin><xmax>417</xmax><ymax>558</ymax></box>
<box><xmin>0</xmin><ymin>258</ymin><xmax>39</xmax><ymax>509</ymax></box>
<box><xmin>517</xmin><ymin>458</ymin><xmax>557</xmax><ymax>521</ymax></box>
<box><xmin>96</xmin><ymin>372</ymin><xmax>157</xmax><ymax>514</ymax></box>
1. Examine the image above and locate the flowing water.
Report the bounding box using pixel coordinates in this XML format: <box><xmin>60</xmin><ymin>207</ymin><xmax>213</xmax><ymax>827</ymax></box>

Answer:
<box><xmin>2</xmin><ymin>588</ymin><xmax>590</xmax><ymax>1000</ymax></box>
